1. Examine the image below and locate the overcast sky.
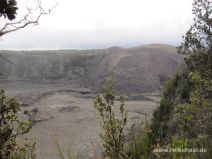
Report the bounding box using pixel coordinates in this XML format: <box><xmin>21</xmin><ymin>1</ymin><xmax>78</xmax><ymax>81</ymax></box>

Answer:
<box><xmin>0</xmin><ymin>0</ymin><xmax>194</xmax><ymax>50</ymax></box>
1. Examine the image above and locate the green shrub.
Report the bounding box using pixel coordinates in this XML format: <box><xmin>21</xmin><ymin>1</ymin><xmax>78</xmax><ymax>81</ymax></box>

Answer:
<box><xmin>0</xmin><ymin>89</ymin><xmax>35</xmax><ymax>159</ymax></box>
<box><xmin>127</xmin><ymin>116</ymin><xmax>153</xmax><ymax>159</ymax></box>
<box><xmin>94</xmin><ymin>77</ymin><xmax>128</xmax><ymax>159</ymax></box>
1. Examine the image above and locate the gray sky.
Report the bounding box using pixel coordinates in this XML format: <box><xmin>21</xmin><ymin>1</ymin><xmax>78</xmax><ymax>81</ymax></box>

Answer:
<box><xmin>0</xmin><ymin>0</ymin><xmax>194</xmax><ymax>50</ymax></box>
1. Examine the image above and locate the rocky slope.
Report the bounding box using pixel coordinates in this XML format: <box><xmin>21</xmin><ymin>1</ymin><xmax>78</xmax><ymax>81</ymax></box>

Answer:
<box><xmin>0</xmin><ymin>44</ymin><xmax>184</xmax><ymax>93</ymax></box>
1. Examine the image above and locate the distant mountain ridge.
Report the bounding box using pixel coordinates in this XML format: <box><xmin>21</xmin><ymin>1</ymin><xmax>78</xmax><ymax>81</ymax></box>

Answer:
<box><xmin>0</xmin><ymin>44</ymin><xmax>184</xmax><ymax>93</ymax></box>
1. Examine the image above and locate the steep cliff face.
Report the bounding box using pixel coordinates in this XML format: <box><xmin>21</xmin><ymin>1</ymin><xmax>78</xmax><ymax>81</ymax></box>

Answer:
<box><xmin>0</xmin><ymin>44</ymin><xmax>184</xmax><ymax>93</ymax></box>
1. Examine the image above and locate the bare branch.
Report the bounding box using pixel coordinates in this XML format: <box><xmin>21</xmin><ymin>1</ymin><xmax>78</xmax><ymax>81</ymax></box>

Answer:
<box><xmin>0</xmin><ymin>0</ymin><xmax>57</xmax><ymax>65</ymax></box>
<box><xmin>0</xmin><ymin>0</ymin><xmax>57</xmax><ymax>37</ymax></box>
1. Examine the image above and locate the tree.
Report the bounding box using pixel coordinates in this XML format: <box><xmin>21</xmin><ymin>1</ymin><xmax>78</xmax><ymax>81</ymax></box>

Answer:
<box><xmin>175</xmin><ymin>0</ymin><xmax>212</xmax><ymax>158</ymax></box>
<box><xmin>0</xmin><ymin>0</ymin><xmax>18</xmax><ymax>21</ymax></box>
<box><xmin>177</xmin><ymin>0</ymin><xmax>212</xmax><ymax>128</ymax></box>
<box><xmin>151</xmin><ymin>1</ymin><xmax>212</xmax><ymax>158</ymax></box>
<box><xmin>0</xmin><ymin>0</ymin><xmax>54</xmax><ymax>37</ymax></box>
<box><xmin>178</xmin><ymin>0</ymin><xmax>212</xmax><ymax>75</ymax></box>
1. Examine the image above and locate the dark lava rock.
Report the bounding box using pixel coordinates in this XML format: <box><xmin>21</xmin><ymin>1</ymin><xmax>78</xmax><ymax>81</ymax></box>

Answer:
<box><xmin>31</xmin><ymin>107</ymin><xmax>39</xmax><ymax>113</ymax></box>
<box><xmin>21</xmin><ymin>103</ymin><xmax>30</xmax><ymax>107</ymax></box>
<box><xmin>24</xmin><ymin>107</ymin><xmax>54</xmax><ymax>123</ymax></box>
<box><xmin>58</xmin><ymin>106</ymin><xmax>80</xmax><ymax>112</ymax></box>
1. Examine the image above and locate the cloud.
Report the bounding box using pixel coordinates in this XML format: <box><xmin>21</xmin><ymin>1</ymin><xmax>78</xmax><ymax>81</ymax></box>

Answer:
<box><xmin>0</xmin><ymin>0</ymin><xmax>194</xmax><ymax>49</ymax></box>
